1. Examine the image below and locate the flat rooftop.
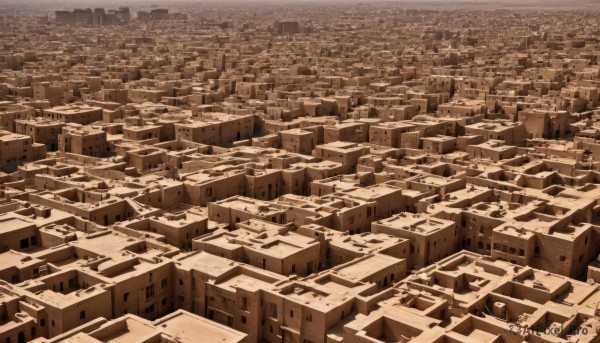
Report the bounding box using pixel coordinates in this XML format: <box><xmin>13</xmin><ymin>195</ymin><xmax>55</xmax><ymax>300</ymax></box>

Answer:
<box><xmin>0</xmin><ymin>215</ymin><xmax>35</xmax><ymax>234</ymax></box>
<box><xmin>374</xmin><ymin>213</ymin><xmax>454</xmax><ymax>235</ymax></box>
<box><xmin>333</xmin><ymin>254</ymin><xmax>402</xmax><ymax>282</ymax></box>
<box><xmin>154</xmin><ymin>310</ymin><xmax>247</xmax><ymax>343</ymax></box>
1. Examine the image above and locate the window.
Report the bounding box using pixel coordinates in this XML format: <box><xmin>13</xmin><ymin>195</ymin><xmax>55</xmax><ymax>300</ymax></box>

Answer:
<box><xmin>145</xmin><ymin>285</ymin><xmax>155</xmax><ymax>299</ymax></box>
<box><xmin>271</xmin><ymin>304</ymin><xmax>278</xmax><ymax>318</ymax></box>
<box><xmin>124</xmin><ymin>292</ymin><xmax>129</xmax><ymax>302</ymax></box>
<box><xmin>161</xmin><ymin>279</ymin><xmax>168</xmax><ymax>289</ymax></box>
<box><xmin>291</xmin><ymin>264</ymin><xmax>296</xmax><ymax>273</ymax></box>
<box><xmin>306</xmin><ymin>313</ymin><xmax>312</xmax><ymax>322</ymax></box>
<box><xmin>241</xmin><ymin>316</ymin><xmax>247</xmax><ymax>324</ymax></box>
<box><xmin>19</xmin><ymin>238</ymin><xmax>29</xmax><ymax>249</ymax></box>
<box><xmin>80</xmin><ymin>311</ymin><xmax>85</xmax><ymax>320</ymax></box>
<box><xmin>559</xmin><ymin>256</ymin><xmax>566</xmax><ymax>262</ymax></box>
<box><xmin>290</xmin><ymin>310</ymin><xmax>294</xmax><ymax>318</ymax></box>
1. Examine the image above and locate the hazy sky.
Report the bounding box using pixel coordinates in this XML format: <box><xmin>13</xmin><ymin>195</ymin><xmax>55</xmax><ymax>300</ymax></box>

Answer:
<box><xmin>0</xmin><ymin>0</ymin><xmax>575</xmax><ymax>3</ymax></box>
<box><xmin>0</xmin><ymin>0</ymin><xmax>591</xmax><ymax>12</ymax></box>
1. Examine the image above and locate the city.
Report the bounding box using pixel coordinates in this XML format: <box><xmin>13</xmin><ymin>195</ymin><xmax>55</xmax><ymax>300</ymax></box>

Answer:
<box><xmin>0</xmin><ymin>1</ymin><xmax>599</xmax><ymax>342</ymax></box>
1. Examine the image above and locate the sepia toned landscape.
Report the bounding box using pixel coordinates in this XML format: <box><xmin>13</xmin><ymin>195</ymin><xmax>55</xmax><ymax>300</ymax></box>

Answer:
<box><xmin>0</xmin><ymin>1</ymin><xmax>599</xmax><ymax>342</ymax></box>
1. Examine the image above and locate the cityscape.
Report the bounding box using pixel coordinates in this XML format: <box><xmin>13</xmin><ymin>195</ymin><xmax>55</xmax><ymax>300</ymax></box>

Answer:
<box><xmin>0</xmin><ymin>1</ymin><xmax>599</xmax><ymax>342</ymax></box>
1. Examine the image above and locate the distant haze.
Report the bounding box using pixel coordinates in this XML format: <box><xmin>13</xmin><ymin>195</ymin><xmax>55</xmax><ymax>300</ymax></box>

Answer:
<box><xmin>1</xmin><ymin>0</ymin><xmax>598</xmax><ymax>16</ymax></box>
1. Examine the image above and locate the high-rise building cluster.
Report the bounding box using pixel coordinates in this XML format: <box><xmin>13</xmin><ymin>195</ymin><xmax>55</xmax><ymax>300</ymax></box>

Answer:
<box><xmin>0</xmin><ymin>2</ymin><xmax>599</xmax><ymax>343</ymax></box>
